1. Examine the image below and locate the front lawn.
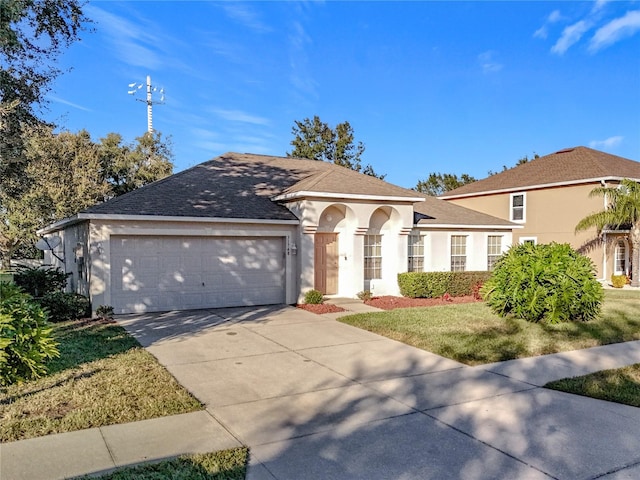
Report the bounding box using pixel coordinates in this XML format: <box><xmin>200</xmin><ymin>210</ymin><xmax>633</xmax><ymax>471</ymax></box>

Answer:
<box><xmin>339</xmin><ymin>289</ymin><xmax>640</xmax><ymax>366</ymax></box>
<box><xmin>0</xmin><ymin>318</ymin><xmax>202</xmax><ymax>442</ymax></box>
<box><xmin>76</xmin><ymin>448</ymin><xmax>248</xmax><ymax>480</ymax></box>
<box><xmin>546</xmin><ymin>363</ymin><xmax>640</xmax><ymax>408</ymax></box>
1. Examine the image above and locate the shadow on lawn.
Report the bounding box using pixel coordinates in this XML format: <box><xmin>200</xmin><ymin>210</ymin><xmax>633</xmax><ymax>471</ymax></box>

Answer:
<box><xmin>46</xmin><ymin>318</ymin><xmax>140</xmax><ymax>375</ymax></box>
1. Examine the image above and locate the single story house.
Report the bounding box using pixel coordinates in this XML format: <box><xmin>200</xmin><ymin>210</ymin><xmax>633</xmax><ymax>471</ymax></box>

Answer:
<box><xmin>40</xmin><ymin>153</ymin><xmax>517</xmax><ymax>314</ymax></box>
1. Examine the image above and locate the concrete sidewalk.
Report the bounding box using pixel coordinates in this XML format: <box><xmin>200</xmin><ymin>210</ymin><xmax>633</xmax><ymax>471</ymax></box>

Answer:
<box><xmin>2</xmin><ymin>303</ymin><xmax>640</xmax><ymax>480</ymax></box>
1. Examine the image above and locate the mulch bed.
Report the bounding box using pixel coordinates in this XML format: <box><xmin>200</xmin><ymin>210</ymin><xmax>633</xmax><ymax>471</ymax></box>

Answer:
<box><xmin>296</xmin><ymin>303</ymin><xmax>346</xmax><ymax>314</ymax></box>
<box><xmin>364</xmin><ymin>295</ymin><xmax>480</xmax><ymax>310</ymax></box>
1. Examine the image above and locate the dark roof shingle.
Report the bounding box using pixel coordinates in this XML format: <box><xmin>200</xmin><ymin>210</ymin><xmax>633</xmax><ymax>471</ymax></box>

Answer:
<box><xmin>441</xmin><ymin>147</ymin><xmax>640</xmax><ymax>198</ymax></box>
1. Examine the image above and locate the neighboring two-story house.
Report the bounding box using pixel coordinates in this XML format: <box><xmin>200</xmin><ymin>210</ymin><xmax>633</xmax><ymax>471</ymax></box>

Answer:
<box><xmin>440</xmin><ymin>146</ymin><xmax>640</xmax><ymax>281</ymax></box>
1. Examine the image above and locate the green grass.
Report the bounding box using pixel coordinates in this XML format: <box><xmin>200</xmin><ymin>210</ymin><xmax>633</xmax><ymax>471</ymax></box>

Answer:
<box><xmin>0</xmin><ymin>318</ymin><xmax>203</xmax><ymax>442</ymax></box>
<box><xmin>546</xmin><ymin>363</ymin><xmax>640</xmax><ymax>408</ymax></box>
<box><xmin>75</xmin><ymin>448</ymin><xmax>248</xmax><ymax>480</ymax></box>
<box><xmin>340</xmin><ymin>289</ymin><xmax>640</xmax><ymax>366</ymax></box>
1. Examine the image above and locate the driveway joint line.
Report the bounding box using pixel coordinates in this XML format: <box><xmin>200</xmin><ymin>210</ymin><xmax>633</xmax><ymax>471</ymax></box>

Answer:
<box><xmin>97</xmin><ymin>427</ymin><xmax>118</xmax><ymax>468</ymax></box>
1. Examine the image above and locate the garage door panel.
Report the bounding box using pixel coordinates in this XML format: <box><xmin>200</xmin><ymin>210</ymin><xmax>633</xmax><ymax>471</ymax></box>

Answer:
<box><xmin>110</xmin><ymin>236</ymin><xmax>286</xmax><ymax>314</ymax></box>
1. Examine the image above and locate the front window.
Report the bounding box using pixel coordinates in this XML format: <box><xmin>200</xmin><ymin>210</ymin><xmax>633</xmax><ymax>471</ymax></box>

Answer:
<box><xmin>450</xmin><ymin>235</ymin><xmax>467</xmax><ymax>272</ymax></box>
<box><xmin>408</xmin><ymin>234</ymin><xmax>424</xmax><ymax>272</ymax></box>
<box><xmin>487</xmin><ymin>235</ymin><xmax>502</xmax><ymax>271</ymax></box>
<box><xmin>511</xmin><ymin>193</ymin><xmax>525</xmax><ymax>222</ymax></box>
<box><xmin>364</xmin><ymin>234</ymin><xmax>382</xmax><ymax>280</ymax></box>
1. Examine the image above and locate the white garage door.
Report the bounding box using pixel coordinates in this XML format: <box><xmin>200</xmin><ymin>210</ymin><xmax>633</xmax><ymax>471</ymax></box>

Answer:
<box><xmin>110</xmin><ymin>236</ymin><xmax>286</xmax><ymax>313</ymax></box>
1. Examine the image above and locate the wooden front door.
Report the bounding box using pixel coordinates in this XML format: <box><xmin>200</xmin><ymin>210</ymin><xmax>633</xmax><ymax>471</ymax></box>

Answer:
<box><xmin>314</xmin><ymin>233</ymin><xmax>338</xmax><ymax>295</ymax></box>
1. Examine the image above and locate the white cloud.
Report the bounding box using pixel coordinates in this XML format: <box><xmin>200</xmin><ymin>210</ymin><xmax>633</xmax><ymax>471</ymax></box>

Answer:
<box><xmin>478</xmin><ymin>51</ymin><xmax>503</xmax><ymax>74</ymax></box>
<box><xmin>47</xmin><ymin>95</ymin><xmax>92</xmax><ymax>112</ymax></box>
<box><xmin>534</xmin><ymin>10</ymin><xmax>563</xmax><ymax>39</ymax></box>
<box><xmin>222</xmin><ymin>4</ymin><xmax>272</xmax><ymax>33</ymax></box>
<box><xmin>551</xmin><ymin>20</ymin><xmax>591</xmax><ymax>55</ymax></box>
<box><xmin>212</xmin><ymin>109</ymin><xmax>271</xmax><ymax>126</ymax></box>
<box><xmin>589</xmin><ymin>10</ymin><xmax>640</xmax><ymax>52</ymax></box>
<box><xmin>591</xmin><ymin>0</ymin><xmax>610</xmax><ymax>14</ymax></box>
<box><xmin>589</xmin><ymin>136</ymin><xmax>624</xmax><ymax>149</ymax></box>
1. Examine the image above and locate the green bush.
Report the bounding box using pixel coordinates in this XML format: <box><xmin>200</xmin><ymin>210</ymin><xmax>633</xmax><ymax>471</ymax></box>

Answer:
<box><xmin>481</xmin><ymin>242</ymin><xmax>604</xmax><ymax>324</ymax></box>
<box><xmin>304</xmin><ymin>289</ymin><xmax>324</xmax><ymax>304</ymax></box>
<box><xmin>39</xmin><ymin>292</ymin><xmax>91</xmax><ymax>322</ymax></box>
<box><xmin>14</xmin><ymin>266</ymin><xmax>69</xmax><ymax>297</ymax></box>
<box><xmin>96</xmin><ymin>305</ymin><xmax>114</xmax><ymax>320</ymax></box>
<box><xmin>357</xmin><ymin>290</ymin><xmax>373</xmax><ymax>301</ymax></box>
<box><xmin>0</xmin><ymin>282</ymin><xmax>24</xmax><ymax>301</ymax></box>
<box><xmin>0</xmin><ymin>293</ymin><xmax>59</xmax><ymax>385</ymax></box>
<box><xmin>611</xmin><ymin>274</ymin><xmax>627</xmax><ymax>288</ymax></box>
<box><xmin>397</xmin><ymin>271</ymin><xmax>492</xmax><ymax>298</ymax></box>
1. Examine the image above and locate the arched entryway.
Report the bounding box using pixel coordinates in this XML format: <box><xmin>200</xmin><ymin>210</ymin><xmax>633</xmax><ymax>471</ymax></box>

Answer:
<box><xmin>314</xmin><ymin>204</ymin><xmax>353</xmax><ymax>294</ymax></box>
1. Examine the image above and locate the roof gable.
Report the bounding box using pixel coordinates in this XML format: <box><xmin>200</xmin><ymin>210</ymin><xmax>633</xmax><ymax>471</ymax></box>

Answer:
<box><xmin>441</xmin><ymin>147</ymin><xmax>640</xmax><ymax>198</ymax></box>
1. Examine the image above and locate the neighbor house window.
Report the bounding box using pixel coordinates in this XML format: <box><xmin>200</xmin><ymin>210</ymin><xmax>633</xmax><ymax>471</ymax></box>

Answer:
<box><xmin>450</xmin><ymin>235</ymin><xmax>467</xmax><ymax>272</ymax></box>
<box><xmin>408</xmin><ymin>234</ymin><xmax>424</xmax><ymax>272</ymax></box>
<box><xmin>615</xmin><ymin>239</ymin><xmax>627</xmax><ymax>275</ymax></box>
<box><xmin>510</xmin><ymin>193</ymin><xmax>526</xmax><ymax>222</ymax></box>
<box><xmin>364</xmin><ymin>234</ymin><xmax>382</xmax><ymax>280</ymax></box>
<box><xmin>487</xmin><ymin>235</ymin><xmax>502</xmax><ymax>271</ymax></box>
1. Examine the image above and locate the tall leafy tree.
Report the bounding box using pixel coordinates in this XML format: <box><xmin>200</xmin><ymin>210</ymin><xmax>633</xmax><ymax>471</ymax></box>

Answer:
<box><xmin>415</xmin><ymin>172</ymin><xmax>477</xmax><ymax>196</ymax></box>
<box><xmin>0</xmin><ymin>128</ymin><xmax>173</xmax><ymax>268</ymax></box>
<box><xmin>575</xmin><ymin>179</ymin><xmax>640</xmax><ymax>287</ymax></box>
<box><xmin>287</xmin><ymin>115</ymin><xmax>384</xmax><ymax>179</ymax></box>
<box><xmin>0</xmin><ymin>0</ymin><xmax>90</xmax><ymax>186</ymax></box>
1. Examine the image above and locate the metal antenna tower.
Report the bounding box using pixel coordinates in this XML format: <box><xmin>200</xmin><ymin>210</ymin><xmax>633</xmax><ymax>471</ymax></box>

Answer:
<box><xmin>127</xmin><ymin>75</ymin><xmax>165</xmax><ymax>133</ymax></box>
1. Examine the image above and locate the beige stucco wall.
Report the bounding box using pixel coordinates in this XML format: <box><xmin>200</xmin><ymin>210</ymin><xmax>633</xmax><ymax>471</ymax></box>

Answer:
<box><xmin>83</xmin><ymin>219</ymin><xmax>298</xmax><ymax>312</ymax></box>
<box><xmin>446</xmin><ymin>183</ymin><xmax>609</xmax><ymax>278</ymax></box>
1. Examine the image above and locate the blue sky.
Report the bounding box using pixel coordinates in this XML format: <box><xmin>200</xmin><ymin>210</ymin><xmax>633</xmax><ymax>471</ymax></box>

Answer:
<box><xmin>45</xmin><ymin>1</ymin><xmax>640</xmax><ymax>189</ymax></box>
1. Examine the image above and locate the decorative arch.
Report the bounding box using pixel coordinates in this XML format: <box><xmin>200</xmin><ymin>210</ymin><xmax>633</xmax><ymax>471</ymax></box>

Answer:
<box><xmin>367</xmin><ymin>206</ymin><xmax>402</xmax><ymax>233</ymax></box>
<box><xmin>317</xmin><ymin>203</ymin><xmax>355</xmax><ymax>232</ymax></box>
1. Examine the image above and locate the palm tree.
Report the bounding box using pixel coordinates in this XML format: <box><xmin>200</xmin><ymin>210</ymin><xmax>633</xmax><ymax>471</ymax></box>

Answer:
<box><xmin>576</xmin><ymin>179</ymin><xmax>640</xmax><ymax>287</ymax></box>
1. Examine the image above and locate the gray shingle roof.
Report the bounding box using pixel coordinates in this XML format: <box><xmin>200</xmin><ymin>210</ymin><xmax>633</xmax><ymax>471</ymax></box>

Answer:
<box><xmin>83</xmin><ymin>152</ymin><xmax>514</xmax><ymax>228</ymax></box>
<box><xmin>413</xmin><ymin>195</ymin><xmax>515</xmax><ymax>227</ymax></box>
<box><xmin>84</xmin><ymin>152</ymin><xmax>420</xmax><ymax>220</ymax></box>
<box><xmin>441</xmin><ymin>147</ymin><xmax>640</xmax><ymax>198</ymax></box>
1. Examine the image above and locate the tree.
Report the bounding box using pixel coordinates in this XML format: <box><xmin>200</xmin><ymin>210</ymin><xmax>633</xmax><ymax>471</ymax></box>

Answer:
<box><xmin>287</xmin><ymin>116</ymin><xmax>385</xmax><ymax>179</ymax></box>
<box><xmin>0</xmin><ymin>0</ymin><xmax>90</xmax><ymax>186</ymax></box>
<box><xmin>488</xmin><ymin>153</ymin><xmax>539</xmax><ymax>176</ymax></box>
<box><xmin>0</xmin><ymin>128</ymin><xmax>173</xmax><ymax>268</ymax></box>
<box><xmin>100</xmin><ymin>131</ymin><xmax>174</xmax><ymax>196</ymax></box>
<box><xmin>575</xmin><ymin>179</ymin><xmax>640</xmax><ymax>287</ymax></box>
<box><xmin>415</xmin><ymin>172</ymin><xmax>477</xmax><ymax>196</ymax></box>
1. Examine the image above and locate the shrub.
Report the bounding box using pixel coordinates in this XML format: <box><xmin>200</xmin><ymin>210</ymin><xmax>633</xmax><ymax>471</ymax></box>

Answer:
<box><xmin>304</xmin><ymin>289</ymin><xmax>324</xmax><ymax>305</ymax></box>
<box><xmin>397</xmin><ymin>271</ymin><xmax>492</xmax><ymax>298</ymax></box>
<box><xmin>0</xmin><ymin>282</ymin><xmax>24</xmax><ymax>301</ymax></box>
<box><xmin>357</xmin><ymin>290</ymin><xmax>373</xmax><ymax>301</ymax></box>
<box><xmin>14</xmin><ymin>266</ymin><xmax>69</xmax><ymax>297</ymax></box>
<box><xmin>481</xmin><ymin>242</ymin><xmax>604</xmax><ymax>324</ymax></box>
<box><xmin>611</xmin><ymin>274</ymin><xmax>627</xmax><ymax>288</ymax></box>
<box><xmin>39</xmin><ymin>292</ymin><xmax>91</xmax><ymax>322</ymax></box>
<box><xmin>0</xmin><ymin>293</ymin><xmax>59</xmax><ymax>385</ymax></box>
<box><xmin>96</xmin><ymin>305</ymin><xmax>114</xmax><ymax>320</ymax></box>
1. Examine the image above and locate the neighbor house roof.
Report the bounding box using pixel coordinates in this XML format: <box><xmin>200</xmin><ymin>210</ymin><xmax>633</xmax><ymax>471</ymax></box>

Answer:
<box><xmin>83</xmin><ymin>152</ymin><xmax>424</xmax><ymax>220</ymax></box>
<box><xmin>413</xmin><ymin>195</ymin><xmax>516</xmax><ymax>228</ymax></box>
<box><xmin>441</xmin><ymin>147</ymin><xmax>640</xmax><ymax>199</ymax></box>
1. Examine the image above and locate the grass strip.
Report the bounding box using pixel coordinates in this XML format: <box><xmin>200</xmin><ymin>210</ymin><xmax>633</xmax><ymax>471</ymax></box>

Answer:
<box><xmin>546</xmin><ymin>364</ymin><xmax>640</xmax><ymax>408</ymax></box>
<box><xmin>1</xmin><ymin>318</ymin><xmax>202</xmax><ymax>442</ymax></box>
<box><xmin>339</xmin><ymin>290</ymin><xmax>640</xmax><ymax>366</ymax></box>
<box><xmin>75</xmin><ymin>448</ymin><xmax>248</xmax><ymax>480</ymax></box>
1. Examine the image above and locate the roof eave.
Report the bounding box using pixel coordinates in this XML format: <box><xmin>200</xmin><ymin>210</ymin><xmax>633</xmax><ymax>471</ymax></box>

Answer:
<box><xmin>414</xmin><ymin>223</ymin><xmax>521</xmax><ymax>230</ymax></box>
<box><xmin>273</xmin><ymin>190</ymin><xmax>426</xmax><ymax>203</ymax></box>
<box><xmin>440</xmin><ymin>176</ymin><xmax>640</xmax><ymax>200</ymax></box>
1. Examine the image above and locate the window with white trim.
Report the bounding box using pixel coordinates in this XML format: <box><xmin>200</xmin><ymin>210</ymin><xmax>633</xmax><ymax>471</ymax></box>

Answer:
<box><xmin>364</xmin><ymin>234</ymin><xmax>382</xmax><ymax>280</ymax></box>
<box><xmin>510</xmin><ymin>193</ymin><xmax>525</xmax><ymax>222</ymax></box>
<box><xmin>450</xmin><ymin>235</ymin><xmax>467</xmax><ymax>272</ymax></box>
<box><xmin>487</xmin><ymin>235</ymin><xmax>502</xmax><ymax>271</ymax></box>
<box><xmin>408</xmin><ymin>234</ymin><xmax>424</xmax><ymax>272</ymax></box>
<box><xmin>520</xmin><ymin>237</ymin><xmax>537</xmax><ymax>245</ymax></box>
<box><xmin>615</xmin><ymin>239</ymin><xmax>627</xmax><ymax>275</ymax></box>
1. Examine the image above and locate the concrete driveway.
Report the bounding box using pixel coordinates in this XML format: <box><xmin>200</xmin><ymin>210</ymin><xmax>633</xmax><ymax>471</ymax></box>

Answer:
<box><xmin>117</xmin><ymin>305</ymin><xmax>640</xmax><ymax>480</ymax></box>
